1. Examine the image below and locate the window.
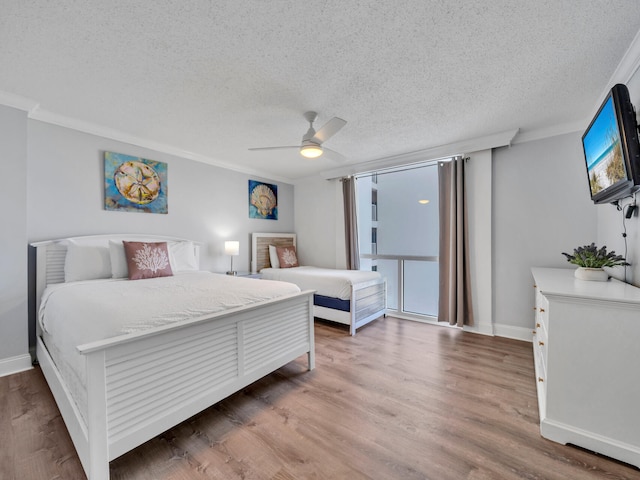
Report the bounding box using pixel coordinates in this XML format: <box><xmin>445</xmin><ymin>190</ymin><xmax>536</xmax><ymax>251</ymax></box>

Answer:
<box><xmin>356</xmin><ymin>162</ymin><xmax>439</xmax><ymax>319</ymax></box>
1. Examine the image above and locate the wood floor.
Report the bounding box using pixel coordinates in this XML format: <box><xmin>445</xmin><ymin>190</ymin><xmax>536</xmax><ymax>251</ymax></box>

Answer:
<box><xmin>3</xmin><ymin>317</ymin><xmax>640</xmax><ymax>480</ymax></box>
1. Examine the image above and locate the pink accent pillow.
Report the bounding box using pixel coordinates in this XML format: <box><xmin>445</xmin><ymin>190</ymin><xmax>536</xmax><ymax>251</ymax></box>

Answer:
<box><xmin>276</xmin><ymin>245</ymin><xmax>299</xmax><ymax>268</ymax></box>
<box><xmin>123</xmin><ymin>241</ymin><xmax>173</xmax><ymax>280</ymax></box>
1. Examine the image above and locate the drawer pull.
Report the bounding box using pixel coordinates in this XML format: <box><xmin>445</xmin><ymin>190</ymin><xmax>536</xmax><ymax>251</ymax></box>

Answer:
<box><xmin>538</xmin><ymin>341</ymin><xmax>545</xmax><ymax>346</ymax></box>
<box><xmin>532</xmin><ymin>330</ymin><xmax>537</xmax><ymax>335</ymax></box>
<box><xmin>538</xmin><ymin>377</ymin><xmax>544</xmax><ymax>382</ymax></box>
<box><xmin>536</xmin><ymin>323</ymin><xmax>541</xmax><ymax>328</ymax></box>
<box><xmin>539</xmin><ymin>308</ymin><xmax>545</xmax><ymax>313</ymax></box>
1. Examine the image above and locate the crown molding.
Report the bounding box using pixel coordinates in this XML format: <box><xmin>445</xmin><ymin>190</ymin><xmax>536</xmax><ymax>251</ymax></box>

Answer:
<box><xmin>0</xmin><ymin>91</ymin><xmax>39</xmax><ymax>114</ymax></box>
<box><xmin>511</xmin><ymin>120</ymin><xmax>583</xmax><ymax>145</ymax></box>
<box><xmin>584</xmin><ymin>28</ymin><xmax>640</xmax><ymax>126</ymax></box>
<box><xmin>0</xmin><ymin>89</ymin><xmax>293</xmax><ymax>183</ymax></box>
<box><xmin>319</xmin><ymin>129</ymin><xmax>519</xmax><ymax>180</ymax></box>
<box><xmin>26</xmin><ymin>107</ymin><xmax>294</xmax><ymax>184</ymax></box>
<box><xmin>605</xmin><ymin>27</ymin><xmax>640</xmax><ymax>97</ymax></box>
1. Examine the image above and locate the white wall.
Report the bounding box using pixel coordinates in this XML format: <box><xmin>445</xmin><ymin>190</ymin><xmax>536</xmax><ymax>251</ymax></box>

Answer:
<box><xmin>0</xmin><ymin>105</ymin><xmax>31</xmax><ymax>376</ymax></box>
<box><xmin>27</xmin><ymin>121</ymin><xmax>294</xmax><ymax>272</ymax></box>
<box><xmin>493</xmin><ymin>133</ymin><xmax>597</xmax><ymax>339</ymax></box>
<box><xmin>294</xmin><ymin>176</ymin><xmax>345</xmax><ymax>268</ymax></box>
<box><xmin>465</xmin><ymin>150</ymin><xmax>493</xmax><ymax>336</ymax></box>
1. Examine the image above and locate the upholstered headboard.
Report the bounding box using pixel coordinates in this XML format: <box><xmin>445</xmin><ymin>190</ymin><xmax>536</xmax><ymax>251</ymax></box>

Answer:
<box><xmin>251</xmin><ymin>233</ymin><xmax>296</xmax><ymax>273</ymax></box>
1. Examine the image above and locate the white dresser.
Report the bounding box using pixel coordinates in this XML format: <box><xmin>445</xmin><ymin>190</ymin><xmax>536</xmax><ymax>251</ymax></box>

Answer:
<box><xmin>531</xmin><ymin>267</ymin><xmax>640</xmax><ymax>468</ymax></box>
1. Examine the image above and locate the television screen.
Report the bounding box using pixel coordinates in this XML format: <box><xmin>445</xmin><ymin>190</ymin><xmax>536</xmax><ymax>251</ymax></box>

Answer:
<box><xmin>581</xmin><ymin>84</ymin><xmax>640</xmax><ymax>204</ymax></box>
<box><xmin>583</xmin><ymin>96</ymin><xmax>625</xmax><ymax>197</ymax></box>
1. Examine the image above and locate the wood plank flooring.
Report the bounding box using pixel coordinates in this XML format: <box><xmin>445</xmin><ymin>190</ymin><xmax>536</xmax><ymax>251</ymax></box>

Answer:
<box><xmin>3</xmin><ymin>317</ymin><xmax>640</xmax><ymax>479</ymax></box>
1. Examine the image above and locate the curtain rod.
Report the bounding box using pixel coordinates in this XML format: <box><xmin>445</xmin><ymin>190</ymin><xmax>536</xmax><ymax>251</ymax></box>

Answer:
<box><xmin>353</xmin><ymin>156</ymin><xmax>460</xmax><ymax>180</ymax></box>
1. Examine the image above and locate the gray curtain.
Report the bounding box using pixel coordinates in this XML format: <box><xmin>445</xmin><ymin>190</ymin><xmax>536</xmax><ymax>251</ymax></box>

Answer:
<box><xmin>342</xmin><ymin>176</ymin><xmax>360</xmax><ymax>270</ymax></box>
<box><xmin>438</xmin><ymin>157</ymin><xmax>474</xmax><ymax>327</ymax></box>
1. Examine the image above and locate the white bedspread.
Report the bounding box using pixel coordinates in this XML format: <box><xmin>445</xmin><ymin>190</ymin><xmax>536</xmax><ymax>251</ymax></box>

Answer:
<box><xmin>39</xmin><ymin>271</ymin><xmax>300</xmax><ymax>423</ymax></box>
<box><xmin>260</xmin><ymin>266</ymin><xmax>382</xmax><ymax>300</ymax></box>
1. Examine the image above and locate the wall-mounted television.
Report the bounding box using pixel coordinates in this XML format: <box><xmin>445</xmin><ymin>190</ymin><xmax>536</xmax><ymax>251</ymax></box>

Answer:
<box><xmin>582</xmin><ymin>83</ymin><xmax>640</xmax><ymax>204</ymax></box>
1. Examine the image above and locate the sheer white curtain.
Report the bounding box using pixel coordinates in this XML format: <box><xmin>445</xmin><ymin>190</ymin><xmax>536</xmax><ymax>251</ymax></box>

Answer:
<box><xmin>438</xmin><ymin>157</ymin><xmax>474</xmax><ymax>327</ymax></box>
<box><xmin>342</xmin><ymin>176</ymin><xmax>360</xmax><ymax>270</ymax></box>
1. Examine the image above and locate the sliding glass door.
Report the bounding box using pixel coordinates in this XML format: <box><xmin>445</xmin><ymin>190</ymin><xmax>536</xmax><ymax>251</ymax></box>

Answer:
<box><xmin>356</xmin><ymin>163</ymin><xmax>439</xmax><ymax>319</ymax></box>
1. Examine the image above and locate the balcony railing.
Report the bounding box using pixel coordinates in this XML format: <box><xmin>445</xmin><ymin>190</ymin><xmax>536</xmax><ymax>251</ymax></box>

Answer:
<box><xmin>360</xmin><ymin>254</ymin><xmax>439</xmax><ymax>320</ymax></box>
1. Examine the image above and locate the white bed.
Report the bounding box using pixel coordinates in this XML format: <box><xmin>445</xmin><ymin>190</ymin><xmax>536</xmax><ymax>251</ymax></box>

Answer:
<box><xmin>32</xmin><ymin>234</ymin><xmax>315</xmax><ymax>480</ymax></box>
<box><xmin>251</xmin><ymin>233</ymin><xmax>386</xmax><ymax>335</ymax></box>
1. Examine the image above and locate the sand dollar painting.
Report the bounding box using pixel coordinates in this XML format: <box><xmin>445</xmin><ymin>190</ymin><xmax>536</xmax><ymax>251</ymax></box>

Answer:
<box><xmin>105</xmin><ymin>152</ymin><xmax>168</xmax><ymax>213</ymax></box>
<box><xmin>114</xmin><ymin>161</ymin><xmax>161</xmax><ymax>205</ymax></box>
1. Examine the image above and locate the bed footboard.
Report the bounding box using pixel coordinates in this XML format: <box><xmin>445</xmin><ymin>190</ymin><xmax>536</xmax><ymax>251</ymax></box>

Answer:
<box><xmin>349</xmin><ymin>279</ymin><xmax>387</xmax><ymax>335</ymax></box>
<box><xmin>312</xmin><ymin>279</ymin><xmax>386</xmax><ymax>335</ymax></box>
<box><xmin>39</xmin><ymin>291</ymin><xmax>314</xmax><ymax>480</ymax></box>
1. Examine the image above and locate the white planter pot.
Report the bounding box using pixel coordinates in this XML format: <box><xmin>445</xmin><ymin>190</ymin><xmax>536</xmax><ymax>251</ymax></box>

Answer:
<box><xmin>574</xmin><ymin>267</ymin><xmax>609</xmax><ymax>281</ymax></box>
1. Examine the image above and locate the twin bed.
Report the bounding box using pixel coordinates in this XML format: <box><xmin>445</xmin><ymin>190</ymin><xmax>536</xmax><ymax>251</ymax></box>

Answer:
<box><xmin>251</xmin><ymin>233</ymin><xmax>386</xmax><ymax>335</ymax></box>
<box><xmin>32</xmin><ymin>234</ymin><xmax>315</xmax><ymax>480</ymax></box>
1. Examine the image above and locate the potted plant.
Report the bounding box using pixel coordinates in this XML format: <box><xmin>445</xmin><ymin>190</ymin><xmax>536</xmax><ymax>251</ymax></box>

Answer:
<box><xmin>561</xmin><ymin>243</ymin><xmax>629</xmax><ymax>281</ymax></box>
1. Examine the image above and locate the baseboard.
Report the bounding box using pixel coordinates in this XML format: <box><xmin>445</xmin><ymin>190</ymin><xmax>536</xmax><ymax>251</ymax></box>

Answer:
<box><xmin>385</xmin><ymin>315</ymin><xmax>534</xmax><ymax>342</ymax></box>
<box><xmin>0</xmin><ymin>353</ymin><xmax>33</xmax><ymax>378</ymax></box>
<box><xmin>541</xmin><ymin>418</ymin><xmax>640</xmax><ymax>469</ymax></box>
<box><xmin>462</xmin><ymin>322</ymin><xmax>494</xmax><ymax>336</ymax></box>
<box><xmin>493</xmin><ymin>323</ymin><xmax>534</xmax><ymax>342</ymax></box>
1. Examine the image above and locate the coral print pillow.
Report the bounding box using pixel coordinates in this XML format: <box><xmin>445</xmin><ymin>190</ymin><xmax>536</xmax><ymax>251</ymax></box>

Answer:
<box><xmin>123</xmin><ymin>241</ymin><xmax>174</xmax><ymax>280</ymax></box>
<box><xmin>276</xmin><ymin>245</ymin><xmax>299</xmax><ymax>268</ymax></box>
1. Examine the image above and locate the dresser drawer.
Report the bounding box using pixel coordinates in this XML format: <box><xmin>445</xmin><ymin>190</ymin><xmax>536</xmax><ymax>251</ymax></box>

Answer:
<box><xmin>533</xmin><ymin>286</ymin><xmax>549</xmax><ymax>362</ymax></box>
<box><xmin>535</xmin><ymin>289</ymin><xmax>549</xmax><ymax>331</ymax></box>
<box><xmin>533</xmin><ymin>310</ymin><xmax>547</xmax><ymax>366</ymax></box>
<box><xmin>533</xmin><ymin>339</ymin><xmax>547</xmax><ymax>420</ymax></box>
<box><xmin>532</xmin><ymin>288</ymin><xmax>548</xmax><ymax>421</ymax></box>
<box><xmin>533</xmin><ymin>327</ymin><xmax>547</xmax><ymax>375</ymax></box>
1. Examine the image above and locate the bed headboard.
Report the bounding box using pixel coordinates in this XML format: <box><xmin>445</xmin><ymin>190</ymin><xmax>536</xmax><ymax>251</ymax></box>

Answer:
<box><xmin>251</xmin><ymin>233</ymin><xmax>296</xmax><ymax>273</ymax></box>
<box><xmin>30</xmin><ymin>234</ymin><xmax>200</xmax><ymax>314</ymax></box>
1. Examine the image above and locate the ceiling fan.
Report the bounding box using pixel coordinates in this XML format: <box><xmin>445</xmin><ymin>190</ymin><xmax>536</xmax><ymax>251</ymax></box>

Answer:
<box><xmin>249</xmin><ymin>111</ymin><xmax>347</xmax><ymax>161</ymax></box>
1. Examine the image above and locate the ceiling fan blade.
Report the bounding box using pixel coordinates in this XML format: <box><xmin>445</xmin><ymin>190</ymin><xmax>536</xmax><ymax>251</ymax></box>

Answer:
<box><xmin>248</xmin><ymin>146</ymin><xmax>299</xmax><ymax>151</ymax></box>
<box><xmin>311</xmin><ymin>117</ymin><xmax>347</xmax><ymax>144</ymax></box>
<box><xmin>322</xmin><ymin>147</ymin><xmax>347</xmax><ymax>163</ymax></box>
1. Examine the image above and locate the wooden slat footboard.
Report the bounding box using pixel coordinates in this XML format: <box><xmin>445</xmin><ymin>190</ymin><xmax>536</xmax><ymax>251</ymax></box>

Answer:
<box><xmin>42</xmin><ymin>291</ymin><xmax>314</xmax><ymax>480</ymax></box>
<box><xmin>354</xmin><ymin>281</ymin><xmax>387</xmax><ymax>323</ymax></box>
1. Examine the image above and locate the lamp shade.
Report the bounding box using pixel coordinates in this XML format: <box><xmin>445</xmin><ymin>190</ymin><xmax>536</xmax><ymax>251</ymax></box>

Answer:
<box><xmin>224</xmin><ymin>240</ymin><xmax>240</xmax><ymax>256</ymax></box>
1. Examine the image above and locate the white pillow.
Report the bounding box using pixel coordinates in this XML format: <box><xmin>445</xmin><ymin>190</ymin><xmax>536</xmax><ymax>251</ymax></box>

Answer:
<box><xmin>64</xmin><ymin>242</ymin><xmax>112</xmax><ymax>282</ymax></box>
<box><xmin>168</xmin><ymin>241</ymin><xmax>198</xmax><ymax>272</ymax></box>
<box><xmin>109</xmin><ymin>240</ymin><xmax>128</xmax><ymax>278</ymax></box>
<box><xmin>269</xmin><ymin>245</ymin><xmax>280</xmax><ymax>268</ymax></box>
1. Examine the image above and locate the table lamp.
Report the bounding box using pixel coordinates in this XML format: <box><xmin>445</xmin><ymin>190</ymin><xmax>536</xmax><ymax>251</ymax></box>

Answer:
<box><xmin>224</xmin><ymin>241</ymin><xmax>240</xmax><ymax>275</ymax></box>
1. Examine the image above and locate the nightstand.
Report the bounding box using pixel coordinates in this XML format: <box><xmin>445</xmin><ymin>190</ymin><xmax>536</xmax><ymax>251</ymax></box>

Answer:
<box><xmin>237</xmin><ymin>272</ymin><xmax>262</xmax><ymax>279</ymax></box>
<box><xmin>217</xmin><ymin>271</ymin><xmax>262</xmax><ymax>279</ymax></box>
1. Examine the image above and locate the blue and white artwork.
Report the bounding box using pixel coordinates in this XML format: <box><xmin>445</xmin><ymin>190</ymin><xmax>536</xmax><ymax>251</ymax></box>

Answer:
<box><xmin>105</xmin><ymin>151</ymin><xmax>168</xmax><ymax>214</ymax></box>
<box><xmin>249</xmin><ymin>180</ymin><xmax>277</xmax><ymax>220</ymax></box>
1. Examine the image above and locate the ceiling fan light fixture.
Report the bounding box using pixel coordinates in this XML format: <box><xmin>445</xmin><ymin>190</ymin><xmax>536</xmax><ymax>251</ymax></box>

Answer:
<box><xmin>300</xmin><ymin>143</ymin><xmax>323</xmax><ymax>158</ymax></box>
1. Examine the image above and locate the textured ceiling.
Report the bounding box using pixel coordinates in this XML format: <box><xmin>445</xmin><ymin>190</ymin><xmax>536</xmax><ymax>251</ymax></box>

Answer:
<box><xmin>2</xmin><ymin>1</ymin><xmax>640</xmax><ymax>181</ymax></box>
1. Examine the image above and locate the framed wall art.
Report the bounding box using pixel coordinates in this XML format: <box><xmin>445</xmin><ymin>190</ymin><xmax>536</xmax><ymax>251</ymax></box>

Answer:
<box><xmin>249</xmin><ymin>180</ymin><xmax>277</xmax><ymax>220</ymax></box>
<box><xmin>104</xmin><ymin>151</ymin><xmax>168</xmax><ymax>214</ymax></box>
